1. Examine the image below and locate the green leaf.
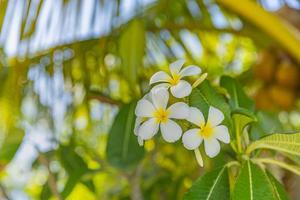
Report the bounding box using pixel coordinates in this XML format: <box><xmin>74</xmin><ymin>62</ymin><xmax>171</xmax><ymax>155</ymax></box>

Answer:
<box><xmin>58</xmin><ymin>145</ymin><xmax>90</xmax><ymax>198</ymax></box>
<box><xmin>266</xmin><ymin>172</ymin><xmax>290</xmax><ymax>200</ymax></box>
<box><xmin>189</xmin><ymin>80</ymin><xmax>232</xmax><ymax>130</ymax></box>
<box><xmin>40</xmin><ymin>182</ymin><xmax>51</xmax><ymax>200</ymax></box>
<box><xmin>250</xmin><ymin>111</ymin><xmax>283</xmax><ymax>140</ymax></box>
<box><xmin>220</xmin><ymin>75</ymin><xmax>254</xmax><ymax>111</ymax></box>
<box><xmin>0</xmin><ymin>128</ymin><xmax>24</xmax><ymax>166</ymax></box>
<box><xmin>62</xmin><ymin>173</ymin><xmax>83</xmax><ymax>198</ymax></box>
<box><xmin>119</xmin><ymin>19</ymin><xmax>145</xmax><ymax>95</ymax></box>
<box><xmin>232</xmin><ymin>112</ymin><xmax>256</xmax><ymax>136</ymax></box>
<box><xmin>233</xmin><ymin>160</ymin><xmax>274</xmax><ymax>200</ymax></box>
<box><xmin>246</xmin><ymin>133</ymin><xmax>300</xmax><ymax>156</ymax></box>
<box><xmin>184</xmin><ymin>166</ymin><xmax>230</xmax><ymax>200</ymax></box>
<box><xmin>106</xmin><ymin>102</ymin><xmax>144</xmax><ymax>170</ymax></box>
<box><xmin>231</xmin><ymin>107</ymin><xmax>256</xmax><ymax>119</ymax></box>
<box><xmin>82</xmin><ymin>180</ymin><xmax>96</xmax><ymax>194</ymax></box>
<box><xmin>253</xmin><ymin>158</ymin><xmax>300</xmax><ymax>176</ymax></box>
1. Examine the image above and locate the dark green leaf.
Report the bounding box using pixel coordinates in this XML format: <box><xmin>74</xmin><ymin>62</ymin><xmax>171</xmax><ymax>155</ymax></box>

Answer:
<box><xmin>184</xmin><ymin>166</ymin><xmax>230</xmax><ymax>200</ymax></box>
<box><xmin>231</xmin><ymin>107</ymin><xmax>256</xmax><ymax>119</ymax></box>
<box><xmin>266</xmin><ymin>172</ymin><xmax>290</xmax><ymax>200</ymax></box>
<box><xmin>189</xmin><ymin>80</ymin><xmax>232</xmax><ymax>130</ymax></box>
<box><xmin>58</xmin><ymin>145</ymin><xmax>90</xmax><ymax>198</ymax></box>
<box><xmin>250</xmin><ymin>111</ymin><xmax>283</xmax><ymax>140</ymax></box>
<box><xmin>220</xmin><ymin>75</ymin><xmax>254</xmax><ymax>111</ymax></box>
<box><xmin>40</xmin><ymin>182</ymin><xmax>51</xmax><ymax>200</ymax></box>
<box><xmin>82</xmin><ymin>180</ymin><xmax>96</xmax><ymax>193</ymax></box>
<box><xmin>233</xmin><ymin>160</ymin><xmax>274</xmax><ymax>200</ymax></box>
<box><xmin>62</xmin><ymin>172</ymin><xmax>83</xmax><ymax>198</ymax></box>
<box><xmin>106</xmin><ymin>102</ymin><xmax>144</xmax><ymax>170</ymax></box>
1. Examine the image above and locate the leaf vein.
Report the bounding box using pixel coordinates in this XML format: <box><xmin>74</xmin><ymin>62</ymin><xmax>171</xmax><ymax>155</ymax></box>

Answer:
<box><xmin>206</xmin><ymin>167</ymin><xmax>225</xmax><ymax>200</ymax></box>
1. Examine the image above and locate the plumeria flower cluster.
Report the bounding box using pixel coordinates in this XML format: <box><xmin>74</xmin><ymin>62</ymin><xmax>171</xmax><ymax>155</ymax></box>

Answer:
<box><xmin>134</xmin><ymin>60</ymin><xmax>230</xmax><ymax>158</ymax></box>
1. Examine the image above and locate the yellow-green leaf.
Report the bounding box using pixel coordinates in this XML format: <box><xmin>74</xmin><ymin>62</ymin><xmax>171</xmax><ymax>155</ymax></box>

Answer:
<box><xmin>119</xmin><ymin>19</ymin><xmax>145</xmax><ymax>95</ymax></box>
<box><xmin>247</xmin><ymin>133</ymin><xmax>300</xmax><ymax>156</ymax></box>
<box><xmin>253</xmin><ymin>158</ymin><xmax>300</xmax><ymax>176</ymax></box>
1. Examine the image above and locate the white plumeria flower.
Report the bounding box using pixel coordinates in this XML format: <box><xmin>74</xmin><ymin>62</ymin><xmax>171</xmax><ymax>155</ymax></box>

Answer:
<box><xmin>134</xmin><ymin>117</ymin><xmax>145</xmax><ymax>146</ymax></box>
<box><xmin>135</xmin><ymin>87</ymin><xmax>189</xmax><ymax>143</ymax></box>
<box><xmin>149</xmin><ymin>60</ymin><xmax>201</xmax><ymax>98</ymax></box>
<box><xmin>182</xmin><ymin>106</ymin><xmax>230</xmax><ymax>158</ymax></box>
<box><xmin>134</xmin><ymin>94</ymin><xmax>153</xmax><ymax>146</ymax></box>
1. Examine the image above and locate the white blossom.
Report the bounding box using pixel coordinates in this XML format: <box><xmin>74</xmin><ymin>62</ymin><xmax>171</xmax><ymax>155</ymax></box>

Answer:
<box><xmin>135</xmin><ymin>87</ymin><xmax>189</xmax><ymax>143</ymax></box>
<box><xmin>149</xmin><ymin>60</ymin><xmax>201</xmax><ymax>98</ymax></box>
<box><xmin>182</xmin><ymin>106</ymin><xmax>230</xmax><ymax>158</ymax></box>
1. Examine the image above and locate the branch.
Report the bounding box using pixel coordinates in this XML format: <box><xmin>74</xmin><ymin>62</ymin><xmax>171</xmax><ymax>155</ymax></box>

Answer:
<box><xmin>88</xmin><ymin>91</ymin><xmax>121</xmax><ymax>106</ymax></box>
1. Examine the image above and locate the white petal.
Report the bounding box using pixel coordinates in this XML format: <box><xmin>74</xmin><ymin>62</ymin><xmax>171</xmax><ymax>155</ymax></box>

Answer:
<box><xmin>208</xmin><ymin>106</ymin><xmax>224</xmax><ymax>127</ymax></box>
<box><xmin>137</xmin><ymin>136</ymin><xmax>144</xmax><ymax>146</ymax></box>
<box><xmin>134</xmin><ymin>117</ymin><xmax>143</xmax><ymax>136</ymax></box>
<box><xmin>169</xmin><ymin>59</ymin><xmax>184</xmax><ymax>75</ymax></box>
<box><xmin>138</xmin><ymin>118</ymin><xmax>159</xmax><ymax>140</ymax></box>
<box><xmin>179</xmin><ymin>65</ymin><xmax>201</xmax><ymax>77</ymax></box>
<box><xmin>135</xmin><ymin>99</ymin><xmax>155</xmax><ymax>117</ymax></box>
<box><xmin>170</xmin><ymin>80</ymin><xmax>192</xmax><ymax>98</ymax></box>
<box><xmin>151</xmin><ymin>83</ymin><xmax>171</xmax><ymax>91</ymax></box>
<box><xmin>160</xmin><ymin>119</ymin><xmax>182</xmax><ymax>143</ymax></box>
<box><xmin>149</xmin><ymin>71</ymin><xmax>171</xmax><ymax>84</ymax></box>
<box><xmin>151</xmin><ymin>87</ymin><xmax>169</xmax><ymax>109</ymax></box>
<box><xmin>204</xmin><ymin>138</ymin><xmax>220</xmax><ymax>158</ymax></box>
<box><xmin>213</xmin><ymin>125</ymin><xmax>230</xmax><ymax>143</ymax></box>
<box><xmin>167</xmin><ymin>102</ymin><xmax>189</xmax><ymax>119</ymax></box>
<box><xmin>142</xmin><ymin>93</ymin><xmax>152</xmax><ymax>102</ymax></box>
<box><xmin>182</xmin><ymin>128</ymin><xmax>203</xmax><ymax>150</ymax></box>
<box><xmin>187</xmin><ymin>107</ymin><xmax>205</xmax><ymax>126</ymax></box>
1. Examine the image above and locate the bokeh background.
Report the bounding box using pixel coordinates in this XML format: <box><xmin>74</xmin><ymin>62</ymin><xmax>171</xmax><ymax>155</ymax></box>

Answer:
<box><xmin>0</xmin><ymin>0</ymin><xmax>300</xmax><ymax>199</ymax></box>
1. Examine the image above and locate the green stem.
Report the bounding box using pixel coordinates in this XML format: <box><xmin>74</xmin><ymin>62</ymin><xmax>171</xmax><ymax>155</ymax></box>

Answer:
<box><xmin>226</xmin><ymin>161</ymin><xmax>240</xmax><ymax>168</ymax></box>
<box><xmin>192</xmin><ymin>73</ymin><xmax>208</xmax><ymax>88</ymax></box>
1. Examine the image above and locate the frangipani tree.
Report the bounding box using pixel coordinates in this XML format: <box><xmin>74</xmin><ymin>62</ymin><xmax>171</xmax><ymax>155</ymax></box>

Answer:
<box><xmin>112</xmin><ymin>60</ymin><xmax>300</xmax><ymax>199</ymax></box>
<box><xmin>0</xmin><ymin>0</ymin><xmax>299</xmax><ymax>199</ymax></box>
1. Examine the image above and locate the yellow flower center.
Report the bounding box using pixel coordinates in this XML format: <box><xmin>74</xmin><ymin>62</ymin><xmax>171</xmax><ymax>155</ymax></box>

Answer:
<box><xmin>169</xmin><ymin>73</ymin><xmax>180</xmax><ymax>86</ymax></box>
<box><xmin>153</xmin><ymin>108</ymin><xmax>169</xmax><ymax>123</ymax></box>
<box><xmin>199</xmin><ymin>122</ymin><xmax>214</xmax><ymax>139</ymax></box>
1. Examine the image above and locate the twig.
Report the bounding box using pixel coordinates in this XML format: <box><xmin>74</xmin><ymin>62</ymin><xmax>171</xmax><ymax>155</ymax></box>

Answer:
<box><xmin>38</xmin><ymin>154</ymin><xmax>64</xmax><ymax>200</ymax></box>
<box><xmin>88</xmin><ymin>91</ymin><xmax>121</xmax><ymax>106</ymax></box>
<box><xmin>127</xmin><ymin>164</ymin><xmax>144</xmax><ymax>200</ymax></box>
<box><xmin>0</xmin><ymin>184</ymin><xmax>10</xmax><ymax>200</ymax></box>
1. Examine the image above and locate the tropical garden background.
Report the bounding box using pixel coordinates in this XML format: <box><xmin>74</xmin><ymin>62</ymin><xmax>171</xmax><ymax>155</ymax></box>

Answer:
<box><xmin>0</xmin><ymin>0</ymin><xmax>300</xmax><ymax>199</ymax></box>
